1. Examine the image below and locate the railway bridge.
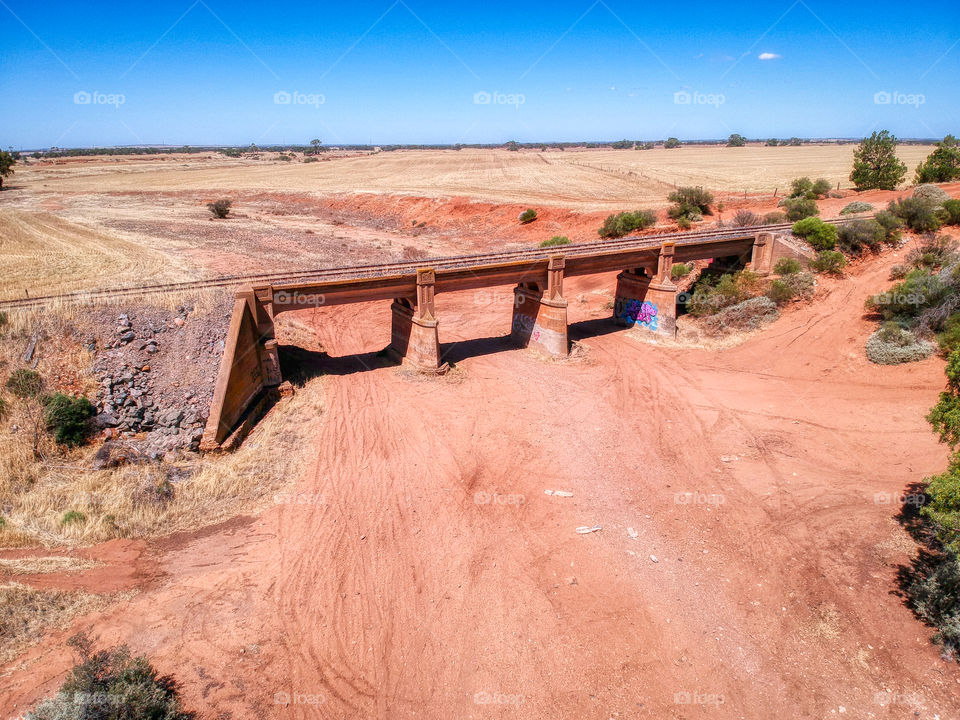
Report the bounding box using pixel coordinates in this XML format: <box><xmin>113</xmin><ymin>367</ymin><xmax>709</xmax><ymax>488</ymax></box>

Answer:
<box><xmin>200</xmin><ymin>226</ymin><xmax>810</xmax><ymax>450</ymax></box>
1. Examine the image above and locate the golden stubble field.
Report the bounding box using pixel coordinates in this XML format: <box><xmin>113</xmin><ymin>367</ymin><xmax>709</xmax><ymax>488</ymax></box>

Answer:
<box><xmin>0</xmin><ymin>144</ymin><xmax>935</xmax><ymax>300</ymax></box>
<box><xmin>14</xmin><ymin>144</ymin><xmax>934</xmax><ymax>208</ymax></box>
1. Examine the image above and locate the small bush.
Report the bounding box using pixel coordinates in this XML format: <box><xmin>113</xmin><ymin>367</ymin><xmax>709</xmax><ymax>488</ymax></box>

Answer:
<box><xmin>6</xmin><ymin>368</ymin><xmax>43</xmax><ymax>398</ymax></box>
<box><xmin>939</xmin><ymin>313</ymin><xmax>960</xmax><ymax>354</ymax></box>
<box><xmin>789</xmin><ymin>177</ymin><xmax>831</xmax><ymax>199</ymax></box>
<box><xmin>43</xmin><ymin>393</ymin><xmax>94</xmax><ymax>447</ymax></box>
<box><xmin>688</xmin><ymin>271</ymin><xmax>761</xmax><ymax>316</ymax></box>
<box><xmin>519</xmin><ymin>209</ymin><xmax>537</xmax><ymax>224</ymax></box>
<box><xmin>782</xmin><ymin>196</ymin><xmax>819</xmax><ymax>222</ymax></box>
<box><xmin>676</xmin><ymin>216</ymin><xmax>692</xmax><ymax>230</ymax></box>
<box><xmin>667</xmin><ymin>186</ymin><xmax>714</xmax><ymax>218</ymax></box>
<box><xmin>767</xmin><ymin>279</ymin><xmax>796</xmax><ymax>304</ymax></box>
<box><xmin>598</xmin><ymin>210</ymin><xmax>656</xmax><ymax>238</ymax></box>
<box><xmin>838</xmin><ymin>219</ymin><xmax>884</xmax><ymax>254</ymax></box>
<box><xmin>774</xmin><ymin>257</ymin><xmax>802</xmax><ymax>275</ymax></box>
<box><xmin>907</xmin><ymin>549</ymin><xmax>960</xmax><ymax>658</ymax></box>
<box><xmin>914</xmin><ymin>184</ymin><xmax>952</xmax><ymax>206</ymax></box>
<box><xmin>809</xmin><ymin>250</ymin><xmax>847</xmax><ymax>275</ymax></box>
<box><xmin>792</xmin><ymin>217</ymin><xmax>838</xmax><ymax>250</ymax></box>
<box><xmin>840</xmin><ymin>201</ymin><xmax>874</xmax><ymax>215</ymax></box>
<box><xmin>763</xmin><ymin>211</ymin><xmax>787</xmax><ymax>225</ymax></box>
<box><xmin>865</xmin><ymin>324</ymin><xmax>935</xmax><ymax>364</ymax></box>
<box><xmin>730</xmin><ymin>209</ymin><xmax>762</xmax><ymax>227</ymax></box>
<box><xmin>867</xmin><ymin>270</ymin><xmax>952</xmax><ymax>320</ymax></box>
<box><xmin>943</xmin><ymin>199</ymin><xmax>960</xmax><ymax>226</ymax></box>
<box><xmin>906</xmin><ymin>234</ymin><xmax>959</xmax><ymax>270</ymax></box>
<box><xmin>670</xmin><ymin>263</ymin><xmax>692</xmax><ymax>280</ymax></box>
<box><xmin>890</xmin><ymin>264</ymin><xmax>909</xmax><ymax>280</ymax></box>
<box><xmin>702</xmin><ymin>296</ymin><xmax>779</xmax><ymax>334</ymax></box>
<box><xmin>61</xmin><ymin>510</ymin><xmax>87</xmax><ymax>526</ymax></box>
<box><xmin>874</xmin><ymin>209</ymin><xmax>904</xmax><ymax>244</ymax></box>
<box><xmin>28</xmin><ymin>632</ymin><xmax>194</xmax><ymax>720</ymax></box>
<box><xmin>206</xmin><ymin>199</ymin><xmax>231</xmax><ymax>218</ymax></box>
<box><xmin>889</xmin><ymin>197</ymin><xmax>944</xmax><ymax>233</ymax></box>
<box><xmin>539</xmin><ymin>235</ymin><xmax>571</xmax><ymax>248</ymax></box>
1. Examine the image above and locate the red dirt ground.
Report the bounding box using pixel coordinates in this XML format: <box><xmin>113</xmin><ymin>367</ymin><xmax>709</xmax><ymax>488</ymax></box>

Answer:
<box><xmin>2</xmin><ymin>244</ymin><xmax>958</xmax><ymax>719</ymax></box>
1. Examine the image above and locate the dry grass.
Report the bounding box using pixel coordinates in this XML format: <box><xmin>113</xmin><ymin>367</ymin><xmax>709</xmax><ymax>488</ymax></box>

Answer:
<box><xmin>0</xmin><ymin>556</ymin><xmax>101</xmax><ymax>575</ymax></box>
<box><xmin>13</xmin><ymin>146</ymin><xmax>936</xmax><ymax>211</ymax></box>
<box><xmin>0</xmin><ymin>381</ymin><xmax>325</xmax><ymax>548</ymax></box>
<box><xmin>0</xmin><ymin>211</ymin><xmax>192</xmax><ymax>302</ymax></box>
<box><xmin>0</xmin><ymin>582</ymin><xmax>126</xmax><ymax>664</ymax></box>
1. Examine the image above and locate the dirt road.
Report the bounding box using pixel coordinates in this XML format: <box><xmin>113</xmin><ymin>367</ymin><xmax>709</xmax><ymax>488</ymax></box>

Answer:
<box><xmin>2</xmin><ymin>247</ymin><xmax>957</xmax><ymax>719</ymax></box>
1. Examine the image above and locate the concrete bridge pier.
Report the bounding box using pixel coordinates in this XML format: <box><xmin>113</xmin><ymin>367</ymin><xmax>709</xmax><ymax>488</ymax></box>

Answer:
<box><xmin>511</xmin><ymin>256</ymin><xmax>569</xmax><ymax>357</ymax></box>
<box><xmin>389</xmin><ymin>268</ymin><xmax>449</xmax><ymax>373</ymax></box>
<box><xmin>613</xmin><ymin>243</ymin><xmax>678</xmax><ymax>336</ymax></box>
<box><xmin>749</xmin><ymin>232</ymin><xmax>775</xmax><ymax>275</ymax></box>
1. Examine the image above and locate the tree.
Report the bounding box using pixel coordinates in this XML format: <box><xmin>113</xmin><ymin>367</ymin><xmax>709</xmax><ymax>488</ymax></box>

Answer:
<box><xmin>664</xmin><ymin>137</ymin><xmax>681</xmax><ymax>149</ymax></box>
<box><xmin>310</xmin><ymin>138</ymin><xmax>322</xmax><ymax>155</ymax></box>
<box><xmin>850</xmin><ymin>130</ymin><xmax>907</xmax><ymax>190</ymax></box>
<box><xmin>505</xmin><ymin>140</ymin><xmax>519</xmax><ymax>152</ymax></box>
<box><xmin>915</xmin><ymin>135</ymin><xmax>960</xmax><ymax>184</ymax></box>
<box><xmin>765</xmin><ymin>138</ymin><xmax>778</xmax><ymax>147</ymax></box>
<box><xmin>727</xmin><ymin>133</ymin><xmax>746</xmax><ymax>147</ymax></box>
<box><xmin>0</xmin><ymin>149</ymin><xmax>15</xmax><ymax>190</ymax></box>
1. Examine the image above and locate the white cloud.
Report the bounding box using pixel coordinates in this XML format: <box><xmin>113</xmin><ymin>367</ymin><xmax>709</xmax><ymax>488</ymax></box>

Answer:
<box><xmin>758</xmin><ymin>52</ymin><xmax>782</xmax><ymax>60</ymax></box>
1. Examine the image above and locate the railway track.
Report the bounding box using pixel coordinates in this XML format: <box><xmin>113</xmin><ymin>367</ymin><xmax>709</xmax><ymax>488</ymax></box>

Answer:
<box><xmin>0</xmin><ymin>218</ymin><xmax>849</xmax><ymax>311</ymax></box>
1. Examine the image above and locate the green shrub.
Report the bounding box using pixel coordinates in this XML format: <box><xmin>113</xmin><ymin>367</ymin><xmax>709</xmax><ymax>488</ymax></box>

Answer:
<box><xmin>789</xmin><ymin>177</ymin><xmax>831</xmax><ymax>199</ymax></box>
<box><xmin>889</xmin><ymin>197</ymin><xmax>945</xmax><ymax>233</ymax></box>
<box><xmin>874</xmin><ymin>209</ymin><xmax>904</xmax><ymax>244</ymax></box>
<box><xmin>767</xmin><ymin>279</ymin><xmax>796</xmax><ymax>305</ymax></box>
<box><xmin>206</xmin><ymin>199</ymin><xmax>231</xmax><ymax>218</ymax></box>
<box><xmin>783</xmin><ymin>271</ymin><xmax>816</xmax><ymax>299</ymax></box>
<box><xmin>867</xmin><ymin>269</ymin><xmax>953</xmax><ymax>321</ymax></box>
<box><xmin>774</xmin><ymin>257</ymin><xmax>802</xmax><ymax>275</ymax></box>
<box><xmin>676</xmin><ymin>216</ymin><xmax>692</xmax><ymax>230</ymax></box>
<box><xmin>688</xmin><ymin>271</ymin><xmax>760</xmax><ymax>316</ymax></box>
<box><xmin>922</xmin><ymin>454</ymin><xmax>960</xmax><ymax>550</ymax></box>
<box><xmin>539</xmin><ymin>235</ymin><xmax>571</xmax><ymax>248</ymax></box>
<box><xmin>907</xmin><ymin>548</ymin><xmax>960</xmax><ymax>658</ymax></box>
<box><xmin>670</xmin><ymin>263</ymin><xmax>692</xmax><ymax>280</ymax></box>
<box><xmin>791</xmin><ymin>217</ymin><xmax>837</xmax><ymax>250</ymax></box>
<box><xmin>939</xmin><ymin>314</ymin><xmax>960</xmax><ymax>353</ymax></box>
<box><xmin>943</xmin><ymin>200</ymin><xmax>960</xmax><ymax>226</ymax></box>
<box><xmin>519</xmin><ymin>208</ymin><xmax>537</xmax><ymax>224</ymax></box>
<box><xmin>837</xmin><ymin>219</ymin><xmax>884</xmax><ymax>253</ymax></box>
<box><xmin>840</xmin><ymin>201</ymin><xmax>874</xmax><ymax>215</ymax></box>
<box><xmin>43</xmin><ymin>393</ymin><xmax>94</xmax><ymax>447</ymax></box>
<box><xmin>60</xmin><ymin>510</ymin><xmax>87</xmax><ymax>526</ymax></box>
<box><xmin>727</xmin><ymin>133</ymin><xmax>746</xmax><ymax>147</ymax></box>
<box><xmin>664</xmin><ymin>137</ymin><xmax>681</xmax><ymax>149</ymax></box>
<box><xmin>6</xmin><ymin>369</ymin><xmax>43</xmax><ymax>398</ymax></box>
<box><xmin>809</xmin><ymin>250</ymin><xmax>847</xmax><ymax>275</ymax></box>
<box><xmin>667</xmin><ymin>186</ymin><xmax>713</xmax><ymax>219</ymax></box>
<box><xmin>597</xmin><ymin>210</ymin><xmax>656</xmax><ymax>238</ymax></box>
<box><xmin>763</xmin><ymin>211</ymin><xmax>787</xmax><ymax>225</ymax></box>
<box><xmin>782</xmin><ymin>196</ymin><xmax>819</xmax><ymax>221</ymax></box>
<box><xmin>865</xmin><ymin>324</ymin><xmax>935</xmax><ymax>364</ymax></box>
<box><xmin>811</xmin><ymin>178</ymin><xmax>832</xmax><ymax>197</ymax></box>
<box><xmin>929</xmin><ymin>352</ymin><xmax>960</xmax><ymax>448</ymax></box>
<box><xmin>27</xmin><ymin>633</ymin><xmax>194</xmax><ymax>720</ymax></box>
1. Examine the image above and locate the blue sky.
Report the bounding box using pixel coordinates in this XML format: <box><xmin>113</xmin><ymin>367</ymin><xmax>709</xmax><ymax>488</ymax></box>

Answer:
<box><xmin>1</xmin><ymin>0</ymin><xmax>957</xmax><ymax>148</ymax></box>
